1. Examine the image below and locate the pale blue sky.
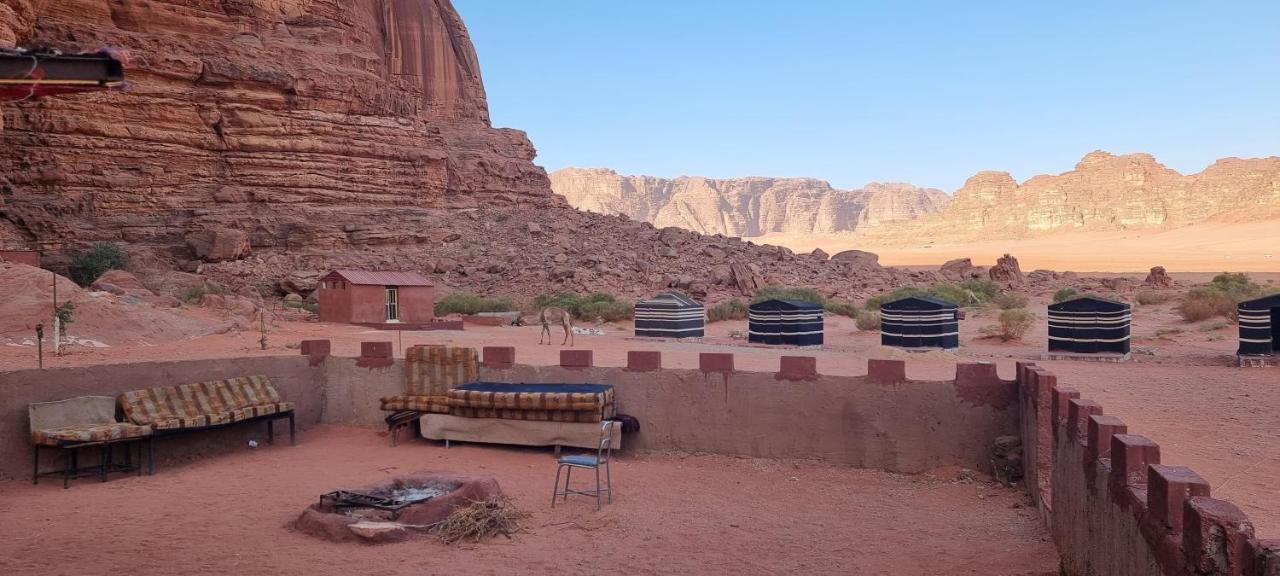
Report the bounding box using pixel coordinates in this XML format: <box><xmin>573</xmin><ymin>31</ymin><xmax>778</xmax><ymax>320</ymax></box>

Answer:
<box><xmin>460</xmin><ymin>1</ymin><xmax>1280</xmax><ymax>193</ymax></box>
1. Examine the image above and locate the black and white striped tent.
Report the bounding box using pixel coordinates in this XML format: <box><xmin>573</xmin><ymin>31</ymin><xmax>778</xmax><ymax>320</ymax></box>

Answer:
<box><xmin>748</xmin><ymin>299</ymin><xmax>824</xmax><ymax>346</ymax></box>
<box><xmin>634</xmin><ymin>292</ymin><xmax>705</xmax><ymax>338</ymax></box>
<box><xmin>1047</xmin><ymin>296</ymin><xmax>1131</xmax><ymax>355</ymax></box>
<box><xmin>1238</xmin><ymin>294</ymin><xmax>1280</xmax><ymax>356</ymax></box>
<box><xmin>880</xmin><ymin>296</ymin><xmax>960</xmax><ymax>350</ymax></box>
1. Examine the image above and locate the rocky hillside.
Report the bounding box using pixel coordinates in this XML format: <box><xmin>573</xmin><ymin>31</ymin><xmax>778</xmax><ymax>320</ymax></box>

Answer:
<box><xmin>858</xmin><ymin>151</ymin><xmax>1280</xmax><ymax>242</ymax></box>
<box><xmin>0</xmin><ymin>0</ymin><xmax>912</xmax><ymax>303</ymax></box>
<box><xmin>555</xmin><ymin>152</ymin><xmax>1280</xmax><ymax>243</ymax></box>
<box><xmin>551</xmin><ymin>168</ymin><xmax>950</xmax><ymax>237</ymax></box>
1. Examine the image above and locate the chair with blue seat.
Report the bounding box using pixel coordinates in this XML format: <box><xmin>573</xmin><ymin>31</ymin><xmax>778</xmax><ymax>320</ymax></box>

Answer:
<box><xmin>551</xmin><ymin>420</ymin><xmax>615</xmax><ymax>510</ymax></box>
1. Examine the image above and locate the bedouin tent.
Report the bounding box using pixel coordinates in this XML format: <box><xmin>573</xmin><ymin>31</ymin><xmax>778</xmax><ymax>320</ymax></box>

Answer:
<box><xmin>748</xmin><ymin>299</ymin><xmax>824</xmax><ymax>346</ymax></box>
<box><xmin>634</xmin><ymin>292</ymin><xmax>705</xmax><ymax>338</ymax></box>
<box><xmin>1047</xmin><ymin>296</ymin><xmax>1132</xmax><ymax>355</ymax></box>
<box><xmin>880</xmin><ymin>296</ymin><xmax>960</xmax><ymax>349</ymax></box>
<box><xmin>1238</xmin><ymin>293</ymin><xmax>1280</xmax><ymax>356</ymax></box>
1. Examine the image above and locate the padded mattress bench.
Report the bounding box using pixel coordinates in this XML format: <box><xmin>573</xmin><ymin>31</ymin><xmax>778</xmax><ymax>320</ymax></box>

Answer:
<box><xmin>119</xmin><ymin>375</ymin><xmax>295</xmax><ymax>473</ymax></box>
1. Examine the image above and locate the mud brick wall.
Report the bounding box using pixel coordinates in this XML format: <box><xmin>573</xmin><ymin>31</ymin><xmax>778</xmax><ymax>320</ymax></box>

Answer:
<box><xmin>0</xmin><ymin>357</ymin><xmax>324</xmax><ymax>480</ymax></box>
<box><xmin>1016</xmin><ymin>362</ymin><xmax>1280</xmax><ymax>576</ymax></box>
<box><xmin>321</xmin><ymin>343</ymin><xmax>1020</xmax><ymax>474</ymax></box>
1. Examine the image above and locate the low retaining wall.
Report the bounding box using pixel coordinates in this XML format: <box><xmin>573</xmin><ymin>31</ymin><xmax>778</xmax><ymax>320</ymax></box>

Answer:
<box><xmin>0</xmin><ymin>357</ymin><xmax>324</xmax><ymax>481</ymax></box>
<box><xmin>1016</xmin><ymin>362</ymin><xmax>1280</xmax><ymax>575</ymax></box>
<box><xmin>321</xmin><ymin>343</ymin><xmax>1019</xmax><ymax>474</ymax></box>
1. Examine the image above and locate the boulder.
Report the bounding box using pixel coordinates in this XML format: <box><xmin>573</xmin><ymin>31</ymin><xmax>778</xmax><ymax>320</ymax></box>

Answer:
<box><xmin>809</xmin><ymin>248</ymin><xmax>829</xmax><ymax>261</ymax></box>
<box><xmin>1144</xmin><ymin>266</ymin><xmax>1173</xmax><ymax>288</ymax></box>
<box><xmin>939</xmin><ymin>258</ymin><xmax>976</xmax><ymax>281</ymax></box>
<box><xmin>988</xmin><ymin>254</ymin><xmax>1024</xmax><ymax>287</ymax></box>
<box><xmin>1101</xmin><ymin>277</ymin><xmax>1136</xmax><ymax>292</ymax></box>
<box><xmin>280</xmin><ymin>271</ymin><xmax>321</xmax><ymax>295</ymax></box>
<box><xmin>92</xmin><ymin>269</ymin><xmax>148</xmax><ymax>292</ymax></box>
<box><xmin>831</xmin><ymin>250</ymin><xmax>879</xmax><ymax>268</ymax></box>
<box><xmin>186</xmin><ymin>228</ymin><xmax>251</xmax><ymax>262</ymax></box>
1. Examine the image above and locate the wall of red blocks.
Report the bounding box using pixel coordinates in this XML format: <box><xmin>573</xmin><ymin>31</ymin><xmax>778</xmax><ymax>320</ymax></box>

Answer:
<box><xmin>1016</xmin><ymin>362</ymin><xmax>1279</xmax><ymax>575</ymax></box>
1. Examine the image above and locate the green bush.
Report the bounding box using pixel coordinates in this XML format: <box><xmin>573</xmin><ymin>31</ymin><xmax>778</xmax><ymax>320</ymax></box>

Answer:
<box><xmin>1209</xmin><ymin>272</ymin><xmax>1260</xmax><ymax>299</ymax></box>
<box><xmin>994</xmin><ymin>293</ymin><xmax>1028</xmax><ymax>309</ymax></box>
<box><xmin>751</xmin><ymin>285</ymin><xmax>825</xmax><ymax>305</ymax></box>
<box><xmin>68</xmin><ymin>242</ymin><xmax>128</xmax><ymax>286</ymax></box>
<box><xmin>1053</xmin><ymin>288</ymin><xmax>1079</xmax><ymax>303</ymax></box>
<box><xmin>927</xmin><ymin>284</ymin><xmax>974</xmax><ymax>306</ymax></box>
<box><xmin>1177</xmin><ymin>287</ymin><xmax>1238</xmax><ymax>322</ymax></box>
<box><xmin>823</xmin><ymin>299</ymin><xmax>858</xmax><ymax>318</ymax></box>
<box><xmin>864</xmin><ymin>286</ymin><xmax>927</xmax><ymax>310</ymax></box>
<box><xmin>55</xmin><ymin>301</ymin><xmax>75</xmax><ymax>337</ymax></box>
<box><xmin>435</xmin><ymin>293</ymin><xmax>517</xmax><ymax>316</ymax></box>
<box><xmin>532</xmin><ymin>291</ymin><xmax>633</xmax><ymax>322</ymax></box>
<box><xmin>997</xmin><ymin>308</ymin><xmax>1035</xmax><ymax>341</ymax></box>
<box><xmin>854</xmin><ymin>309</ymin><xmax>881</xmax><ymax>331</ymax></box>
<box><xmin>283</xmin><ymin>299</ymin><xmax>319</xmax><ymax>314</ymax></box>
<box><xmin>958</xmin><ymin>279</ymin><xmax>1000</xmax><ymax>302</ymax></box>
<box><xmin>707</xmin><ymin>299</ymin><xmax>749</xmax><ymax>322</ymax></box>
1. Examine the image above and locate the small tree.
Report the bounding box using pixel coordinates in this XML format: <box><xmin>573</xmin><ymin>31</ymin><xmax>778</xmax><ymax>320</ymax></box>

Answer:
<box><xmin>1052</xmin><ymin>288</ymin><xmax>1079</xmax><ymax>303</ymax></box>
<box><xmin>68</xmin><ymin>242</ymin><xmax>128</xmax><ymax>286</ymax></box>
<box><xmin>55</xmin><ymin>301</ymin><xmax>75</xmax><ymax>338</ymax></box>
<box><xmin>997</xmin><ymin>309</ymin><xmax>1035</xmax><ymax>341</ymax></box>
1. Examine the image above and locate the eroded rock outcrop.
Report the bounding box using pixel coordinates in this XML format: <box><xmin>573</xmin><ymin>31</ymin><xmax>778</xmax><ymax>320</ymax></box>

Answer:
<box><xmin>550</xmin><ymin>168</ymin><xmax>950</xmax><ymax>237</ymax></box>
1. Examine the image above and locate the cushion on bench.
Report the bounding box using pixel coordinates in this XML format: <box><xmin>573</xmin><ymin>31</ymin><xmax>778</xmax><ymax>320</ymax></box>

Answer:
<box><xmin>120</xmin><ymin>376</ymin><xmax>291</xmax><ymax>430</ymax></box>
<box><xmin>29</xmin><ymin>396</ymin><xmax>153</xmax><ymax>446</ymax></box>
<box><xmin>447</xmin><ymin>386</ymin><xmax>615</xmax><ymax>412</ymax></box>
<box><xmin>33</xmin><ymin>422</ymin><xmax>152</xmax><ymax>446</ymax></box>
<box><xmin>381</xmin><ymin>345</ymin><xmax>478</xmax><ymax>414</ymax></box>
<box><xmin>380</xmin><ymin>395</ymin><xmax>451</xmax><ymax>414</ymax></box>
<box><xmin>451</xmin><ymin>407</ymin><xmax>606</xmax><ymax>423</ymax></box>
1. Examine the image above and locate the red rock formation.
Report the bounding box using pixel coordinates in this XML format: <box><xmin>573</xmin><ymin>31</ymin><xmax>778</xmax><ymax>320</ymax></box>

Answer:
<box><xmin>549</xmin><ymin>168</ymin><xmax>950</xmax><ymax>237</ymax></box>
<box><xmin>1144</xmin><ymin>266</ymin><xmax>1173</xmax><ymax>288</ymax></box>
<box><xmin>989</xmin><ymin>254</ymin><xmax>1024</xmax><ymax>287</ymax></box>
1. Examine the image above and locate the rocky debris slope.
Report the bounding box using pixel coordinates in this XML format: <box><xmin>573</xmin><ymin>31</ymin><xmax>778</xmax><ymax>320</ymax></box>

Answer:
<box><xmin>550</xmin><ymin>168</ymin><xmax>949</xmax><ymax>237</ymax></box>
<box><xmin>0</xmin><ymin>262</ymin><xmax>227</xmax><ymax>347</ymax></box>
<box><xmin>860</xmin><ymin>151</ymin><xmax>1280</xmax><ymax>242</ymax></box>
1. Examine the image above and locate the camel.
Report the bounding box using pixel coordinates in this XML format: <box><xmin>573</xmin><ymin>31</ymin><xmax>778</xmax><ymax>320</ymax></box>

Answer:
<box><xmin>538</xmin><ymin>307</ymin><xmax>574</xmax><ymax>346</ymax></box>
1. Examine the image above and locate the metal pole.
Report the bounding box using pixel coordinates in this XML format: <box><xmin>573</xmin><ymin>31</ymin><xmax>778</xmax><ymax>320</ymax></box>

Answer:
<box><xmin>36</xmin><ymin>324</ymin><xmax>43</xmax><ymax>369</ymax></box>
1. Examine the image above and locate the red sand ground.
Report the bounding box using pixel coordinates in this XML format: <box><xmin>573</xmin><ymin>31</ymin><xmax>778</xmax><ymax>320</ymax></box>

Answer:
<box><xmin>0</xmin><ymin>427</ymin><xmax>1057</xmax><ymax>576</ymax></box>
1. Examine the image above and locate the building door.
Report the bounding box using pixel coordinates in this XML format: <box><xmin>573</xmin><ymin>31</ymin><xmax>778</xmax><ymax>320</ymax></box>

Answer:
<box><xmin>385</xmin><ymin>287</ymin><xmax>399</xmax><ymax>322</ymax></box>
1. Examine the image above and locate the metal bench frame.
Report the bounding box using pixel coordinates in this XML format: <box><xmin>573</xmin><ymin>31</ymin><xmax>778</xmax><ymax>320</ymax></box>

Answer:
<box><xmin>33</xmin><ymin>436</ymin><xmax>150</xmax><ymax>489</ymax></box>
<box><xmin>145</xmin><ymin>410</ymin><xmax>295</xmax><ymax>474</ymax></box>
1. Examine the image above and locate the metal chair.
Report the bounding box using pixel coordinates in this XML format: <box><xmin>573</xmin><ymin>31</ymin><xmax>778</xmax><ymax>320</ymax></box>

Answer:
<box><xmin>551</xmin><ymin>420</ymin><xmax>614</xmax><ymax>510</ymax></box>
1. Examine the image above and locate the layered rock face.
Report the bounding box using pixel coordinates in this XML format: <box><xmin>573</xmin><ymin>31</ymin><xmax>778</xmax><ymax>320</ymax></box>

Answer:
<box><xmin>0</xmin><ymin>1</ymin><xmax>912</xmax><ymax>303</ymax></box>
<box><xmin>862</xmin><ymin>151</ymin><xmax>1280</xmax><ymax>241</ymax></box>
<box><xmin>550</xmin><ymin>168</ymin><xmax>950</xmax><ymax>237</ymax></box>
<box><xmin>0</xmin><ymin>0</ymin><xmax>558</xmax><ymax>261</ymax></box>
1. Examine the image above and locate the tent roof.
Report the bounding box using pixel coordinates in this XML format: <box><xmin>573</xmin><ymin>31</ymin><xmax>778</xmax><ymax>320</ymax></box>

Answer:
<box><xmin>637</xmin><ymin>292</ymin><xmax>703</xmax><ymax>308</ymax></box>
<box><xmin>749</xmin><ymin>299</ymin><xmax>823</xmax><ymax>311</ymax></box>
<box><xmin>1239</xmin><ymin>293</ymin><xmax>1280</xmax><ymax>310</ymax></box>
<box><xmin>879</xmin><ymin>295</ymin><xmax>958</xmax><ymax>311</ymax></box>
<box><xmin>1048</xmin><ymin>295</ymin><xmax>1131</xmax><ymax>313</ymax></box>
<box><xmin>0</xmin><ymin>49</ymin><xmax>125</xmax><ymax>101</ymax></box>
<box><xmin>325</xmin><ymin>270</ymin><xmax>434</xmax><ymax>287</ymax></box>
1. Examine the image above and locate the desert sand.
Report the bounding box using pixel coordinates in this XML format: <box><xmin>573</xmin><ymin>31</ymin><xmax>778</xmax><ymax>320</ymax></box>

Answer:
<box><xmin>758</xmin><ymin>220</ymin><xmax>1280</xmax><ymax>273</ymax></box>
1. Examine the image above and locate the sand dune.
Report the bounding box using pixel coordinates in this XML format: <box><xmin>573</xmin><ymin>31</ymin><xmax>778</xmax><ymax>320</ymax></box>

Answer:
<box><xmin>758</xmin><ymin>220</ymin><xmax>1280</xmax><ymax>273</ymax></box>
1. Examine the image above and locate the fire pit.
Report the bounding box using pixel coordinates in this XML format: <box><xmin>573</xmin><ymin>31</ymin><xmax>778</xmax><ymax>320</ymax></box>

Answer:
<box><xmin>293</xmin><ymin>471</ymin><xmax>502</xmax><ymax>543</ymax></box>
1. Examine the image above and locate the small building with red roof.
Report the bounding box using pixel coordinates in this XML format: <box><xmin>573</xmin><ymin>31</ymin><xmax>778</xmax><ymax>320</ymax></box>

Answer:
<box><xmin>317</xmin><ymin>270</ymin><xmax>435</xmax><ymax>326</ymax></box>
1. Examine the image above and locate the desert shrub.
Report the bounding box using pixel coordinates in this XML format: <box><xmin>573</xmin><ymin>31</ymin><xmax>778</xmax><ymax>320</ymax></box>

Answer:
<box><xmin>751</xmin><ymin>285</ymin><xmax>825</xmax><ymax>305</ymax></box>
<box><xmin>927</xmin><ymin>284</ymin><xmax>973</xmax><ymax>306</ymax></box>
<box><xmin>532</xmin><ymin>292</ymin><xmax>632</xmax><ymax>322</ymax></box>
<box><xmin>1208</xmin><ymin>272</ymin><xmax>1261</xmax><ymax>300</ymax></box>
<box><xmin>958</xmin><ymin>279</ymin><xmax>1000</xmax><ymax>303</ymax></box>
<box><xmin>577</xmin><ymin>300</ymin><xmax>634</xmax><ymax>322</ymax></box>
<box><xmin>1052</xmin><ymin>288</ymin><xmax>1079</xmax><ymax>303</ymax></box>
<box><xmin>854</xmin><ymin>309</ymin><xmax>881</xmax><ymax>331</ymax></box>
<box><xmin>55</xmin><ymin>301</ymin><xmax>75</xmax><ymax>337</ymax></box>
<box><xmin>1135</xmin><ymin>290</ymin><xmax>1175</xmax><ymax>306</ymax></box>
<box><xmin>708</xmin><ymin>299</ymin><xmax>749</xmax><ymax>322</ymax></box>
<box><xmin>1177</xmin><ymin>287</ymin><xmax>1237</xmax><ymax>322</ymax></box>
<box><xmin>864</xmin><ymin>286</ymin><xmax>927</xmax><ymax>310</ymax></box>
<box><xmin>182</xmin><ymin>283</ymin><xmax>226</xmax><ymax>303</ymax></box>
<box><xmin>283</xmin><ymin>299</ymin><xmax>319</xmax><ymax>314</ymax></box>
<box><xmin>994</xmin><ymin>293</ymin><xmax>1028</xmax><ymax>309</ymax></box>
<box><xmin>68</xmin><ymin>242</ymin><xmax>128</xmax><ymax>286</ymax></box>
<box><xmin>997</xmin><ymin>309</ymin><xmax>1035</xmax><ymax>341</ymax></box>
<box><xmin>435</xmin><ymin>293</ymin><xmax>517</xmax><ymax>316</ymax></box>
<box><xmin>823</xmin><ymin>299</ymin><xmax>858</xmax><ymax>318</ymax></box>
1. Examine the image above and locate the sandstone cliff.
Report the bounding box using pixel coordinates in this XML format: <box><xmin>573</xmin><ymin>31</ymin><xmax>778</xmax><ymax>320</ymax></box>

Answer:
<box><xmin>0</xmin><ymin>1</ymin><xmax>908</xmax><ymax>303</ymax></box>
<box><xmin>859</xmin><ymin>151</ymin><xmax>1280</xmax><ymax>241</ymax></box>
<box><xmin>550</xmin><ymin>168</ymin><xmax>950</xmax><ymax>237</ymax></box>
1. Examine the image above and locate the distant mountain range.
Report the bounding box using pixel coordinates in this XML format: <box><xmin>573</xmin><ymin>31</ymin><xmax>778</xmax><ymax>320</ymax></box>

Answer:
<box><xmin>550</xmin><ymin>151</ymin><xmax>1280</xmax><ymax>241</ymax></box>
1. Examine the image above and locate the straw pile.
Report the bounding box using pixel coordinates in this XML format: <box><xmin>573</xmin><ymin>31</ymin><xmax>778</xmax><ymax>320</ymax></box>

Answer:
<box><xmin>432</xmin><ymin>497</ymin><xmax>528</xmax><ymax>544</ymax></box>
